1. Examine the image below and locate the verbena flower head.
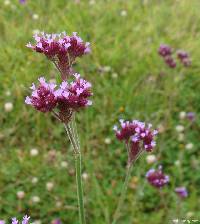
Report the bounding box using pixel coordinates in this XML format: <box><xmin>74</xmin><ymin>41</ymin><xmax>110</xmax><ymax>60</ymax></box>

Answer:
<box><xmin>19</xmin><ymin>0</ymin><xmax>26</xmax><ymax>3</ymax></box>
<box><xmin>52</xmin><ymin>219</ymin><xmax>62</xmax><ymax>224</ymax></box>
<box><xmin>164</xmin><ymin>56</ymin><xmax>176</xmax><ymax>68</ymax></box>
<box><xmin>57</xmin><ymin>73</ymin><xmax>92</xmax><ymax>110</ymax></box>
<box><xmin>158</xmin><ymin>44</ymin><xmax>172</xmax><ymax>57</ymax></box>
<box><xmin>177</xmin><ymin>50</ymin><xmax>191</xmax><ymax>67</ymax></box>
<box><xmin>175</xmin><ymin>187</ymin><xmax>188</xmax><ymax>198</ymax></box>
<box><xmin>146</xmin><ymin>166</ymin><xmax>169</xmax><ymax>188</ymax></box>
<box><xmin>0</xmin><ymin>221</ymin><xmax>5</xmax><ymax>224</ymax></box>
<box><xmin>25</xmin><ymin>74</ymin><xmax>92</xmax><ymax>122</ymax></box>
<box><xmin>25</xmin><ymin>77</ymin><xmax>57</xmax><ymax>112</ymax></box>
<box><xmin>186</xmin><ymin>112</ymin><xmax>195</xmax><ymax>121</ymax></box>
<box><xmin>12</xmin><ymin>215</ymin><xmax>30</xmax><ymax>224</ymax></box>
<box><xmin>113</xmin><ymin>119</ymin><xmax>158</xmax><ymax>164</ymax></box>
<box><xmin>26</xmin><ymin>32</ymin><xmax>90</xmax><ymax>80</ymax></box>
<box><xmin>158</xmin><ymin>44</ymin><xmax>191</xmax><ymax>68</ymax></box>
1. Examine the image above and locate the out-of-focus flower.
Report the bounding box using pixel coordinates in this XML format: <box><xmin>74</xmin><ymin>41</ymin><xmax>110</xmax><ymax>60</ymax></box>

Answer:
<box><xmin>185</xmin><ymin>143</ymin><xmax>193</xmax><ymax>150</ymax></box>
<box><xmin>30</xmin><ymin>148</ymin><xmax>39</xmax><ymax>156</ymax></box>
<box><xmin>114</xmin><ymin>119</ymin><xmax>158</xmax><ymax>164</ymax></box>
<box><xmin>51</xmin><ymin>219</ymin><xmax>61</xmax><ymax>224</ymax></box>
<box><xmin>17</xmin><ymin>191</ymin><xmax>25</xmax><ymax>199</ymax></box>
<box><xmin>56</xmin><ymin>200</ymin><xmax>62</xmax><ymax>208</ymax></box>
<box><xmin>0</xmin><ymin>220</ymin><xmax>5</xmax><ymax>224</ymax></box>
<box><xmin>27</xmin><ymin>32</ymin><xmax>90</xmax><ymax>80</ymax></box>
<box><xmin>175</xmin><ymin>125</ymin><xmax>184</xmax><ymax>132</ymax></box>
<box><xmin>82</xmin><ymin>172</ymin><xmax>89</xmax><ymax>180</ymax></box>
<box><xmin>177</xmin><ymin>50</ymin><xmax>191</xmax><ymax>67</ymax></box>
<box><xmin>179</xmin><ymin>111</ymin><xmax>186</xmax><ymax>119</ymax></box>
<box><xmin>31</xmin><ymin>196</ymin><xmax>40</xmax><ymax>203</ymax></box>
<box><xmin>164</xmin><ymin>56</ymin><xmax>176</xmax><ymax>68</ymax></box>
<box><xmin>5</xmin><ymin>90</ymin><xmax>11</xmax><ymax>96</ymax></box>
<box><xmin>31</xmin><ymin>177</ymin><xmax>38</xmax><ymax>184</ymax></box>
<box><xmin>158</xmin><ymin>44</ymin><xmax>172</xmax><ymax>57</ymax></box>
<box><xmin>186</xmin><ymin>112</ymin><xmax>195</xmax><ymax>121</ymax></box>
<box><xmin>46</xmin><ymin>182</ymin><xmax>54</xmax><ymax>191</ymax></box>
<box><xmin>4</xmin><ymin>0</ymin><xmax>10</xmax><ymax>5</ymax></box>
<box><xmin>146</xmin><ymin>154</ymin><xmax>157</xmax><ymax>164</ymax></box>
<box><xmin>19</xmin><ymin>0</ymin><xmax>26</xmax><ymax>4</ymax></box>
<box><xmin>174</xmin><ymin>160</ymin><xmax>180</xmax><ymax>166</ymax></box>
<box><xmin>4</xmin><ymin>102</ymin><xmax>13</xmax><ymax>112</ymax></box>
<box><xmin>104</xmin><ymin>138</ymin><xmax>111</xmax><ymax>144</ymax></box>
<box><xmin>120</xmin><ymin>10</ymin><xmax>127</xmax><ymax>17</ymax></box>
<box><xmin>175</xmin><ymin>187</ymin><xmax>188</xmax><ymax>198</ymax></box>
<box><xmin>146</xmin><ymin>165</ymin><xmax>169</xmax><ymax>188</ymax></box>
<box><xmin>12</xmin><ymin>215</ymin><xmax>30</xmax><ymax>224</ymax></box>
<box><xmin>60</xmin><ymin>161</ymin><xmax>68</xmax><ymax>168</ymax></box>
<box><xmin>111</xmin><ymin>73</ymin><xmax>118</xmax><ymax>79</ymax></box>
<box><xmin>32</xmin><ymin>14</ymin><xmax>39</xmax><ymax>20</ymax></box>
<box><xmin>89</xmin><ymin>0</ymin><xmax>95</xmax><ymax>5</ymax></box>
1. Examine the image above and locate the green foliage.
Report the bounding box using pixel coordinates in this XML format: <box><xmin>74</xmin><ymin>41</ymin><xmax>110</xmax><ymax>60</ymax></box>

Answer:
<box><xmin>0</xmin><ymin>0</ymin><xmax>199</xmax><ymax>223</ymax></box>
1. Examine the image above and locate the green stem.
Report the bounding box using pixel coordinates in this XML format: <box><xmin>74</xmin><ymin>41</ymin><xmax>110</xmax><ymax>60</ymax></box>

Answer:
<box><xmin>64</xmin><ymin>122</ymin><xmax>86</xmax><ymax>224</ymax></box>
<box><xmin>112</xmin><ymin>164</ymin><xmax>132</xmax><ymax>224</ymax></box>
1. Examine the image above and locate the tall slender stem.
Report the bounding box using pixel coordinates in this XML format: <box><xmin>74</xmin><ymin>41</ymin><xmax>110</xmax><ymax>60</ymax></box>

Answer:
<box><xmin>112</xmin><ymin>164</ymin><xmax>132</xmax><ymax>224</ymax></box>
<box><xmin>64</xmin><ymin>121</ymin><xmax>86</xmax><ymax>224</ymax></box>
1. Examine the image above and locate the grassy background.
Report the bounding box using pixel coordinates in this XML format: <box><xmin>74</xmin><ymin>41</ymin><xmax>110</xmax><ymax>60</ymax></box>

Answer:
<box><xmin>0</xmin><ymin>0</ymin><xmax>200</xmax><ymax>223</ymax></box>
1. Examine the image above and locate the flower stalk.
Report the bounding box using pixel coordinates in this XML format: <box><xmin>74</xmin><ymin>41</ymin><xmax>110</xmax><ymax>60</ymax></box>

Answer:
<box><xmin>64</xmin><ymin>118</ymin><xmax>86</xmax><ymax>224</ymax></box>
<box><xmin>112</xmin><ymin>163</ymin><xmax>132</xmax><ymax>224</ymax></box>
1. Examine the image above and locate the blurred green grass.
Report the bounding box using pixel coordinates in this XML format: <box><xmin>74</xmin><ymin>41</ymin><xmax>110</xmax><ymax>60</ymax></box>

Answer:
<box><xmin>0</xmin><ymin>0</ymin><xmax>200</xmax><ymax>223</ymax></box>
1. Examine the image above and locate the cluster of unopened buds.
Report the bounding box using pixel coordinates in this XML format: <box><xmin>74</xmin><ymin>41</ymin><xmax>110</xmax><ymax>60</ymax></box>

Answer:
<box><xmin>113</xmin><ymin>119</ymin><xmax>158</xmax><ymax>164</ymax></box>
<box><xmin>26</xmin><ymin>32</ymin><xmax>90</xmax><ymax>80</ymax></box>
<box><xmin>158</xmin><ymin>44</ymin><xmax>191</xmax><ymax>68</ymax></box>
<box><xmin>146</xmin><ymin>165</ymin><xmax>170</xmax><ymax>188</ymax></box>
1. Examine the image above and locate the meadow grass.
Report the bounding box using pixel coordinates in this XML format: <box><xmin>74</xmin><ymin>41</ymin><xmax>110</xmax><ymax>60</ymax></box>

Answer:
<box><xmin>0</xmin><ymin>0</ymin><xmax>200</xmax><ymax>223</ymax></box>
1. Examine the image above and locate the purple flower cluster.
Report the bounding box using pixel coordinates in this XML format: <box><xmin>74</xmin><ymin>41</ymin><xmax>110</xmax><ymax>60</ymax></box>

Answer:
<box><xmin>19</xmin><ymin>0</ymin><xmax>26</xmax><ymax>4</ymax></box>
<box><xmin>158</xmin><ymin>44</ymin><xmax>191</xmax><ymax>68</ymax></box>
<box><xmin>113</xmin><ymin>120</ymin><xmax>158</xmax><ymax>163</ymax></box>
<box><xmin>12</xmin><ymin>215</ymin><xmax>30</xmax><ymax>224</ymax></box>
<box><xmin>27</xmin><ymin>32</ymin><xmax>90</xmax><ymax>80</ymax></box>
<box><xmin>25</xmin><ymin>74</ymin><xmax>92</xmax><ymax>121</ymax></box>
<box><xmin>177</xmin><ymin>50</ymin><xmax>191</xmax><ymax>67</ymax></box>
<box><xmin>175</xmin><ymin>187</ymin><xmax>188</xmax><ymax>199</ymax></box>
<box><xmin>146</xmin><ymin>166</ymin><xmax>169</xmax><ymax>188</ymax></box>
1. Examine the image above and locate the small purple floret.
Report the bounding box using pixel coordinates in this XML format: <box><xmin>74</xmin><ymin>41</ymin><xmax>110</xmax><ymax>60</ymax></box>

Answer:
<box><xmin>175</xmin><ymin>187</ymin><xmax>188</xmax><ymax>198</ymax></box>
<box><xmin>146</xmin><ymin>166</ymin><xmax>169</xmax><ymax>188</ymax></box>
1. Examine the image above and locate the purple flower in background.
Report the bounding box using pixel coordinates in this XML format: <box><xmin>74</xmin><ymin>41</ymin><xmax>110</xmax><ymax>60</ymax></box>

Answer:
<box><xmin>11</xmin><ymin>216</ymin><xmax>30</xmax><ymax>224</ymax></box>
<box><xmin>164</xmin><ymin>56</ymin><xmax>176</xmax><ymax>68</ymax></box>
<box><xmin>19</xmin><ymin>0</ymin><xmax>26</xmax><ymax>4</ymax></box>
<box><xmin>158</xmin><ymin>44</ymin><xmax>191</xmax><ymax>68</ymax></box>
<box><xmin>158</xmin><ymin>44</ymin><xmax>172</xmax><ymax>57</ymax></box>
<box><xmin>113</xmin><ymin>120</ymin><xmax>158</xmax><ymax>164</ymax></box>
<box><xmin>177</xmin><ymin>50</ymin><xmax>191</xmax><ymax>67</ymax></box>
<box><xmin>0</xmin><ymin>221</ymin><xmax>5</xmax><ymax>224</ymax></box>
<box><xmin>52</xmin><ymin>219</ymin><xmax>62</xmax><ymax>224</ymax></box>
<box><xmin>175</xmin><ymin>187</ymin><xmax>188</xmax><ymax>198</ymax></box>
<box><xmin>146</xmin><ymin>166</ymin><xmax>169</xmax><ymax>188</ymax></box>
<box><xmin>186</xmin><ymin>112</ymin><xmax>195</xmax><ymax>121</ymax></box>
<box><xmin>26</xmin><ymin>32</ymin><xmax>90</xmax><ymax>80</ymax></box>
